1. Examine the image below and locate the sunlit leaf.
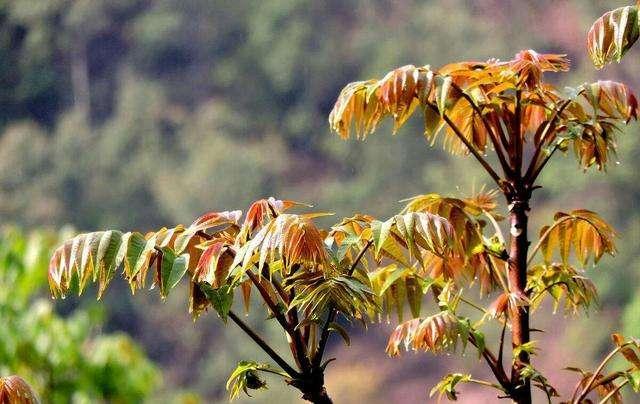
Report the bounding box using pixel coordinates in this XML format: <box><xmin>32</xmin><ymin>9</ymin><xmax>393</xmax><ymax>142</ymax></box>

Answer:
<box><xmin>286</xmin><ymin>271</ymin><xmax>377</xmax><ymax>322</ymax></box>
<box><xmin>226</xmin><ymin>361</ymin><xmax>287</xmax><ymax>401</ymax></box>
<box><xmin>386</xmin><ymin>311</ymin><xmax>470</xmax><ymax>356</ymax></box>
<box><xmin>368</xmin><ymin>264</ymin><xmax>426</xmax><ymax>322</ymax></box>
<box><xmin>234</xmin><ymin>214</ymin><xmax>329</xmax><ymax>274</ymax></box>
<box><xmin>527</xmin><ymin>263</ymin><xmax>598</xmax><ymax>314</ymax></box>
<box><xmin>588</xmin><ymin>4</ymin><xmax>640</xmax><ymax>68</ymax></box>
<box><xmin>538</xmin><ymin>210</ymin><xmax>617</xmax><ymax>266</ymax></box>
<box><xmin>174</xmin><ymin>210</ymin><xmax>241</xmax><ymax>254</ymax></box>
<box><xmin>612</xmin><ymin>333</ymin><xmax>640</xmax><ymax>369</ymax></box>
<box><xmin>0</xmin><ymin>375</ymin><xmax>40</xmax><ymax>404</ymax></box>
<box><xmin>430</xmin><ymin>373</ymin><xmax>471</xmax><ymax>401</ymax></box>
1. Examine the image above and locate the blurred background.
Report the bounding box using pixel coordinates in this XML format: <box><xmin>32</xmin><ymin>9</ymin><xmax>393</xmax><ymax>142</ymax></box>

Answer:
<box><xmin>1</xmin><ymin>0</ymin><xmax>639</xmax><ymax>402</ymax></box>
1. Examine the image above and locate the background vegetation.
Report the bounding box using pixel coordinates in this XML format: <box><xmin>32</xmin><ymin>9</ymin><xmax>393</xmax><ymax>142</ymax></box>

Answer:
<box><xmin>1</xmin><ymin>0</ymin><xmax>639</xmax><ymax>402</ymax></box>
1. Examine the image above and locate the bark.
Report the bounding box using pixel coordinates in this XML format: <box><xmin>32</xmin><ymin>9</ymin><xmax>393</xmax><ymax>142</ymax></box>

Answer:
<box><xmin>507</xmin><ymin>196</ymin><xmax>532</xmax><ymax>404</ymax></box>
<box><xmin>301</xmin><ymin>386</ymin><xmax>333</xmax><ymax>404</ymax></box>
<box><xmin>290</xmin><ymin>370</ymin><xmax>333</xmax><ymax>404</ymax></box>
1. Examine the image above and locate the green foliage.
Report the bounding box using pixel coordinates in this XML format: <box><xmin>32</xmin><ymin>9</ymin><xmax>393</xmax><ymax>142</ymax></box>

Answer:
<box><xmin>286</xmin><ymin>271</ymin><xmax>378</xmax><ymax>322</ymax></box>
<box><xmin>199</xmin><ymin>283</ymin><xmax>234</xmax><ymax>322</ymax></box>
<box><xmin>226</xmin><ymin>361</ymin><xmax>287</xmax><ymax>401</ymax></box>
<box><xmin>527</xmin><ymin>263</ymin><xmax>598</xmax><ymax>314</ymax></box>
<box><xmin>429</xmin><ymin>373</ymin><xmax>471</xmax><ymax>401</ymax></box>
<box><xmin>0</xmin><ymin>228</ymin><xmax>160</xmax><ymax>403</ymax></box>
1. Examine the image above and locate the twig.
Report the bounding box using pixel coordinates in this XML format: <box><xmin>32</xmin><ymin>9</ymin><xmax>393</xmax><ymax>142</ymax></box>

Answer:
<box><xmin>227</xmin><ymin>310</ymin><xmax>300</xmax><ymax>378</ymax></box>
<box><xmin>245</xmin><ymin>269</ymin><xmax>311</xmax><ymax>373</ymax></box>
<box><xmin>597</xmin><ymin>379</ymin><xmax>628</xmax><ymax>404</ymax></box>
<box><xmin>523</xmin><ymin>99</ymin><xmax>572</xmax><ymax>182</ymax></box>
<box><xmin>497</xmin><ymin>319</ymin><xmax>508</xmax><ymax>369</ymax></box>
<box><xmin>312</xmin><ymin>240</ymin><xmax>373</xmax><ymax>368</ymax></box>
<box><xmin>425</xmin><ymin>102</ymin><xmax>503</xmax><ymax>187</ymax></box>
<box><xmin>468</xmin><ymin>334</ymin><xmax>512</xmax><ymax>391</ymax></box>
<box><xmin>574</xmin><ymin>344</ymin><xmax>630</xmax><ymax>403</ymax></box>
<box><xmin>449</xmin><ymin>81</ymin><xmax>512</xmax><ymax>176</ymax></box>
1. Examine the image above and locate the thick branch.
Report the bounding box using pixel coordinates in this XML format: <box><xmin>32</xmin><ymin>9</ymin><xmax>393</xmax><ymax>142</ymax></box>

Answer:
<box><xmin>228</xmin><ymin>310</ymin><xmax>300</xmax><ymax>378</ymax></box>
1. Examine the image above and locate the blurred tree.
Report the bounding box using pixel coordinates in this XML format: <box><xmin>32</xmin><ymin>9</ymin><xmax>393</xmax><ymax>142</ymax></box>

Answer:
<box><xmin>0</xmin><ymin>227</ymin><xmax>161</xmax><ymax>403</ymax></box>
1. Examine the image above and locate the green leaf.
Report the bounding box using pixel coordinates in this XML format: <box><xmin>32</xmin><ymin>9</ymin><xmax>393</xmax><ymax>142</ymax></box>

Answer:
<box><xmin>513</xmin><ymin>341</ymin><xmax>539</xmax><ymax>361</ymax></box>
<box><xmin>159</xmin><ymin>247</ymin><xmax>189</xmax><ymax>298</ymax></box>
<box><xmin>371</xmin><ymin>219</ymin><xmax>392</xmax><ymax>254</ymax></box>
<box><xmin>96</xmin><ymin>230</ymin><xmax>124</xmax><ymax>299</ymax></box>
<box><xmin>471</xmin><ymin>330</ymin><xmax>485</xmax><ymax>359</ymax></box>
<box><xmin>226</xmin><ymin>361</ymin><xmax>282</xmax><ymax>400</ymax></box>
<box><xmin>430</xmin><ymin>373</ymin><xmax>471</xmax><ymax>401</ymax></box>
<box><xmin>200</xmin><ymin>283</ymin><xmax>234</xmax><ymax>322</ymax></box>
<box><xmin>626</xmin><ymin>369</ymin><xmax>640</xmax><ymax>392</ymax></box>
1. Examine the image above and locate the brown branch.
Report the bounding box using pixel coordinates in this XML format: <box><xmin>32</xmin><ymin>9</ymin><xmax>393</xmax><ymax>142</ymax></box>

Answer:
<box><xmin>514</xmin><ymin>90</ymin><xmax>523</xmax><ymax>176</ymax></box>
<box><xmin>425</xmin><ymin>102</ymin><xmax>503</xmax><ymax>186</ymax></box>
<box><xmin>523</xmin><ymin>99</ymin><xmax>572</xmax><ymax>182</ymax></box>
<box><xmin>312</xmin><ymin>240</ymin><xmax>373</xmax><ymax>368</ymax></box>
<box><xmin>228</xmin><ymin>310</ymin><xmax>300</xmax><ymax>378</ymax></box>
<box><xmin>493</xmin><ymin>114</ymin><xmax>511</xmax><ymax>155</ymax></box>
<box><xmin>245</xmin><ymin>269</ymin><xmax>311</xmax><ymax>373</ymax></box>
<box><xmin>468</xmin><ymin>334</ymin><xmax>512</xmax><ymax>392</ymax></box>
<box><xmin>528</xmin><ymin>143</ymin><xmax>560</xmax><ymax>184</ymax></box>
<box><xmin>574</xmin><ymin>344</ymin><xmax>630</xmax><ymax>403</ymax></box>
<box><xmin>497</xmin><ymin>319</ymin><xmax>508</xmax><ymax>369</ymax></box>
<box><xmin>449</xmin><ymin>82</ymin><xmax>512</xmax><ymax>176</ymax></box>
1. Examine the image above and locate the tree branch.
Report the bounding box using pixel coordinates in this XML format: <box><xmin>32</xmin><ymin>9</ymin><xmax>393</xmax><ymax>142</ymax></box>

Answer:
<box><xmin>425</xmin><ymin>102</ymin><xmax>503</xmax><ymax>186</ymax></box>
<box><xmin>574</xmin><ymin>344</ymin><xmax>631</xmax><ymax>403</ymax></box>
<box><xmin>523</xmin><ymin>99</ymin><xmax>572</xmax><ymax>182</ymax></box>
<box><xmin>312</xmin><ymin>240</ymin><xmax>373</xmax><ymax>368</ymax></box>
<box><xmin>514</xmin><ymin>90</ymin><xmax>523</xmax><ymax>176</ymax></box>
<box><xmin>245</xmin><ymin>269</ymin><xmax>311</xmax><ymax>373</ymax></box>
<box><xmin>528</xmin><ymin>143</ymin><xmax>560</xmax><ymax>184</ymax></box>
<box><xmin>468</xmin><ymin>333</ymin><xmax>512</xmax><ymax>392</ymax></box>
<box><xmin>449</xmin><ymin>82</ymin><xmax>512</xmax><ymax>176</ymax></box>
<box><xmin>497</xmin><ymin>319</ymin><xmax>508</xmax><ymax>369</ymax></box>
<box><xmin>227</xmin><ymin>310</ymin><xmax>300</xmax><ymax>378</ymax></box>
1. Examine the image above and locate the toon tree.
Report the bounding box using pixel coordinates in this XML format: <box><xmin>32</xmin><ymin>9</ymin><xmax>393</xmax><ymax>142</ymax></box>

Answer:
<box><xmin>327</xmin><ymin>48</ymin><xmax>640</xmax><ymax>403</ymax></box>
<box><xmin>47</xmin><ymin>29</ymin><xmax>640</xmax><ymax>404</ymax></box>
<box><xmin>0</xmin><ymin>228</ymin><xmax>160</xmax><ymax>403</ymax></box>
